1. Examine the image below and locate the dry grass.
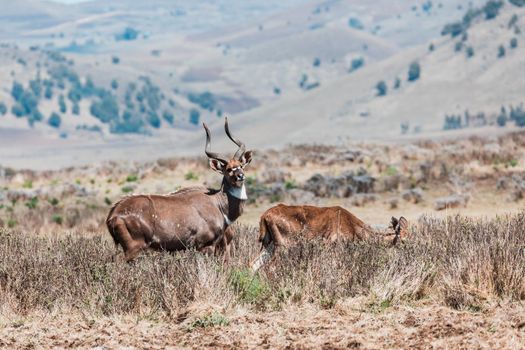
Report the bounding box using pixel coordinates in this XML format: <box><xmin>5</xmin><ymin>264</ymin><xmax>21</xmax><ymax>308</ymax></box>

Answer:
<box><xmin>1</xmin><ymin>213</ymin><xmax>524</xmax><ymax>323</ymax></box>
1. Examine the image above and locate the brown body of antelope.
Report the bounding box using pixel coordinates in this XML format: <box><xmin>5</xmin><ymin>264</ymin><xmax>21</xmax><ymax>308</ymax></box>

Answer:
<box><xmin>250</xmin><ymin>204</ymin><xmax>408</xmax><ymax>271</ymax></box>
<box><xmin>106</xmin><ymin>118</ymin><xmax>253</xmax><ymax>262</ymax></box>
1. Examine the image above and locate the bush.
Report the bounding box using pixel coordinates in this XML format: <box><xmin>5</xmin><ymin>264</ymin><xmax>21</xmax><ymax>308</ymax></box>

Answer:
<box><xmin>510</xmin><ymin>106</ymin><xmax>525</xmax><ymax>127</ymax></box>
<box><xmin>90</xmin><ymin>92</ymin><xmax>119</xmax><ymax>123</ymax></box>
<box><xmin>407</xmin><ymin>62</ymin><xmax>421</xmax><ymax>82</ymax></box>
<box><xmin>52</xmin><ymin>214</ymin><xmax>63</xmax><ymax>225</ymax></box>
<box><xmin>393</xmin><ymin>78</ymin><xmax>401</xmax><ymax>89</ymax></box>
<box><xmin>510</xmin><ymin>37</ymin><xmax>518</xmax><ymax>49</ymax></box>
<box><xmin>188</xmin><ymin>91</ymin><xmax>216</xmax><ymax>111</ymax></box>
<box><xmin>72</xmin><ymin>102</ymin><xmax>80</xmax><ymax>115</ymax></box>
<box><xmin>0</xmin><ymin>102</ymin><xmax>7</xmax><ymax>115</ymax></box>
<box><xmin>454</xmin><ymin>42</ymin><xmax>463</xmax><ymax>52</ymax></box>
<box><xmin>48</xmin><ymin>112</ymin><xmax>61</xmax><ymax>128</ymax></box>
<box><xmin>443</xmin><ymin>115</ymin><xmax>462</xmax><ymax>130</ymax></box>
<box><xmin>111</xmin><ymin>79</ymin><xmax>119</xmax><ymax>90</ymax></box>
<box><xmin>147</xmin><ymin>111</ymin><xmax>161</xmax><ymax>128</ymax></box>
<box><xmin>428</xmin><ymin>43</ymin><xmax>435</xmax><ymax>52</ymax></box>
<box><xmin>162</xmin><ymin>111</ymin><xmax>174</xmax><ymax>124</ymax></box>
<box><xmin>498</xmin><ymin>45</ymin><xmax>506</xmax><ymax>58</ymax></box>
<box><xmin>1</xmin><ymin>215</ymin><xmax>525</xmax><ymax>318</ymax></box>
<box><xmin>112</xmin><ymin>56</ymin><xmax>120</xmax><ymax>64</ymax></box>
<box><xmin>349</xmin><ymin>57</ymin><xmax>364</xmax><ymax>72</ymax></box>
<box><xmin>58</xmin><ymin>95</ymin><xmax>67</xmax><ymax>113</ymax></box>
<box><xmin>11</xmin><ymin>81</ymin><xmax>24</xmax><ymax>101</ymax></box>
<box><xmin>189</xmin><ymin>109</ymin><xmax>200</xmax><ymax>125</ymax></box>
<box><xmin>483</xmin><ymin>0</ymin><xmax>503</xmax><ymax>20</ymax></box>
<box><xmin>313</xmin><ymin>57</ymin><xmax>321</xmax><ymax>67</ymax></box>
<box><xmin>509</xmin><ymin>0</ymin><xmax>525</xmax><ymax>6</ymax></box>
<box><xmin>375</xmin><ymin>81</ymin><xmax>387</xmax><ymax>96</ymax></box>
<box><xmin>466</xmin><ymin>46</ymin><xmax>474</xmax><ymax>58</ymax></box>
<box><xmin>115</xmin><ymin>27</ymin><xmax>139</xmax><ymax>41</ymax></box>
<box><xmin>348</xmin><ymin>17</ymin><xmax>364</xmax><ymax>30</ymax></box>
<box><xmin>441</xmin><ymin>22</ymin><xmax>464</xmax><ymax>37</ymax></box>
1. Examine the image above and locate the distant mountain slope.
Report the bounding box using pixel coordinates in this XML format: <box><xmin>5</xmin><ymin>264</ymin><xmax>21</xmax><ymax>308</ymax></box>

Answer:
<box><xmin>211</xmin><ymin>2</ymin><xmax>525</xmax><ymax>148</ymax></box>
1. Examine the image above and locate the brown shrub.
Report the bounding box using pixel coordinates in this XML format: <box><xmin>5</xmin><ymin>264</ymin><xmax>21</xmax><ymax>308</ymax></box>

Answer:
<box><xmin>1</xmin><ymin>214</ymin><xmax>525</xmax><ymax>319</ymax></box>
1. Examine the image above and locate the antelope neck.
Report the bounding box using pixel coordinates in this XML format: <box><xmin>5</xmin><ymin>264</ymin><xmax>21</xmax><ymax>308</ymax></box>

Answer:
<box><xmin>219</xmin><ymin>181</ymin><xmax>247</xmax><ymax>227</ymax></box>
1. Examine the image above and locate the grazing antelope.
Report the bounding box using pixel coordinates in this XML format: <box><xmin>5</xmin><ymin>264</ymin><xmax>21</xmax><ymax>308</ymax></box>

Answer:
<box><xmin>106</xmin><ymin>118</ymin><xmax>253</xmax><ymax>262</ymax></box>
<box><xmin>250</xmin><ymin>204</ymin><xmax>408</xmax><ymax>272</ymax></box>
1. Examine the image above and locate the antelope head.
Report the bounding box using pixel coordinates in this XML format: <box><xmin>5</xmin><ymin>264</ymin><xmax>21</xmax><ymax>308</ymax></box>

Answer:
<box><xmin>203</xmin><ymin>117</ymin><xmax>253</xmax><ymax>192</ymax></box>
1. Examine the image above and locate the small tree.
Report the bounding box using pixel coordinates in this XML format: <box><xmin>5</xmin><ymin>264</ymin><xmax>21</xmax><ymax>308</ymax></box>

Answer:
<box><xmin>0</xmin><ymin>102</ymin><xmax>7</xmax><ymax>115</ymax></box>
<box><xmin>189</xmin><ymin>109</ymin><xmax>200</xmax><ymax>125</ymax></box>
<box><xmin>483</xmin><ymin>0</ymin><xmax>503</xmax><ymax>20</ymax></box>
<box><xmin>498</xmin><ymin>45</ymin><xmax>506</xmax><ymax>58</ymax></box>
<box><xmin>393</xmin><ymin>77</ymin><xmax>401</xmax><ymax>89</ymax></box>
<box><xmin>48</xmin><ymin>112</ymin><xmax>61</xmax><ymax>128</ymax></box>
<box><xmin>375</xmin><ymin>81</ymin><xmax>387</xmax><ymax>96</ymax></box>
<box><xmin>510</xmin><ymin>38</ymin><xmax>518</xmax><ymax>49</ymax></box>
<box><xmin>349</xmin><ymin>57</ymin><xmax>364</xmax><ymax>72</ymax></box>
<box><xmin>59</xmin><ymin>95</ymin><xmax>67</xmax><ymax>113</ymax></box>
<box><xmin>466</xmin><ymin>46</ymin><xmax>474</xmax><ymax>58</ymax></box>
<box><xmin>72</xmin><ymin>103</ymin><xmax>80</xmax><ymax>115</ymax></box>
<box><xmin>313</xmin><ymin>57</ymin><xmax>321</xmax><ymax>67</ymax></box>
<box><xmin>408</xmin><ymin>62</ymin><xmax>421</xmax><ymax>82</ymax></box>
<box><xmin>111</xmin><ymin>79</ymin><xmax>119</xmax><ymax>90</ymax></box>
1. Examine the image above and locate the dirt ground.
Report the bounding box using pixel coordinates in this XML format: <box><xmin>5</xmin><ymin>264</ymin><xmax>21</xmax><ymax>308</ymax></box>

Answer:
<box><xmin>1</xmin><ymin>300</ymin><xmax>525</xmax><ymax>349</ymax></box>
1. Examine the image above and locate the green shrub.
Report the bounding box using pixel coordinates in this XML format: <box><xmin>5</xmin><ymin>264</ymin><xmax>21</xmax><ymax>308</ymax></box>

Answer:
<box><xmin>52</xmin><ymin>214</ymin><xmax>63</xmax><ymax>225</ymax></box>
<box><xmin>483</xmin><ymin>0</ymin><xmax>503</xmax><ymax>20</ymax></box>
<box><xmin>185</xmin><ymin>171</ymin><xmax>199</xmax><ymax>181</ymax></box>
<box><xmin>121</xmin><ymin>186</ymin><xmax>134</xmax><ymax>193</ymax></box>
<box><xmin>349</xmin><ymin>57</ymin><xmax>364</xmax><ymax>72</ymax></box>
<box><xmin>376</xmin><ymin>81</ymin><xmax>387</xmax><ymax>96</ymax></box>
<box><xmin>229</xmin><ymin>268</ymin><xmax>269</xmax><ymax>304</ymax></box>
<box><xmin>189</xmin><ymin>109</ymin><xmax>200</xmax><ymax>125</ymax></box>
<box><xmin>510</xmin><ymin>37</ymin><xmax>518</xmax><ymax>49</ymax></box>
<box><xmin>0</xmin><ymin>102</ymin><xmax>7</xmax><ymax>115</ymax></box>
<box><xmin>190</xmin><ymin>313</ymin><xmax>229</xmax><ymax>329</ymax></box>
<box><xmin>48</xmin><ymin>112</ymin><xmax>61</xmax><ymax>128</ymax></box>
<box><xmin>126</xmin><ymin>174</ymin><xmax>138</xmax><ymax>182</ymax></box>
<box><xmin>48</xmin><ymin>198</ymin><xmax>59</xmax><ymax>206</ymax></box>
<box><xmin>466</xmin><ymin>46</ymin><xmax>474</xmax><ymax>58</ymax></box>
<box><xmin>498</xmin><ymin>45</ymin><xmax>506</xmax><ymax>58</ymax></box>
<box><xmin>25</xmin><ymin>197</ymin><xmax>38</xmax><ymax>209</ymax></box>
<box><xmin>408</xmin><ymin>62</ymin><xmax>421</xmax><ymax>82</ymax></box>
<box><xmin>188</xmin><ymin>91</ymin><xmax>216</xmax><ymax>111</ymax></box>
<box><xmin>510</xmin><ymin>0</ymin><xmax>525</xmax><ymax>6</ymax></box>
<box><xmin>162</xmin><ymin>111</ymin><xmax>174</xmax><ymax>124</ymax></box>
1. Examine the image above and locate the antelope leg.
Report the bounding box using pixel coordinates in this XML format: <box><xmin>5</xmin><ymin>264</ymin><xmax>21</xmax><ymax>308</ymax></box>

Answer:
<box><xmin>250</xmin><ymin>242</ymin><xmax>275</xmax><ymax>273</ymax></box>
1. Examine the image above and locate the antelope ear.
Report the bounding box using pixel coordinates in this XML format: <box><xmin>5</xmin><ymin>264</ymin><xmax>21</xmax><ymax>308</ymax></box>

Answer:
<box><xmin>390</xmin><ymin>217</ymin><xmax>399</xmax><ymax>229</ymax></box>
<box><xmin>240</xmin><ymin>150</ymin><xmax>253</xmax><ymax>168</ymax></box>
<box><xmin>209</xmin><ymin>159</ymin><xmax>225</xmax><ymax>174</ymax></box>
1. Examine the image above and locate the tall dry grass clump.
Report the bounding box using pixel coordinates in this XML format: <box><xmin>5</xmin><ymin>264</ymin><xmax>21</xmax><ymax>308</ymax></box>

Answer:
<box><xmin>0</xmin><ymin>213</ymin><xmax>524</xmax><ymax>321</ymax></box>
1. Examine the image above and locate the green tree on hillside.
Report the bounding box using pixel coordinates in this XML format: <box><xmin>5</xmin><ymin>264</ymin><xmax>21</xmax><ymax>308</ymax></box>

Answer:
<box><xmin>189</xmin><ymin>109</ymin><xmax>200</xmax><ymax>125</ymax></box>
<box><xmin>376</xmin><ymin>81</ymin><xmax>387</xmax><ymax>96</ymax></box>
<box><xmin>48</xmin><ymin>112</ymin><xmax>61</xmax><ymax>128</ymax></box>
<box><xmin>408</xmin><ymin>62</ymin><xmax>421</xmax><ymax>82</ymax></box>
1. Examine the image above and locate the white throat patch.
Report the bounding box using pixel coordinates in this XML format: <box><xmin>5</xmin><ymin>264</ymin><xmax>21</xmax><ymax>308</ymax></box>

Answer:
<box><xmin>228</xmin><ymin>184</ymin><xmax>248</xmax><ymax>200</ymax></box>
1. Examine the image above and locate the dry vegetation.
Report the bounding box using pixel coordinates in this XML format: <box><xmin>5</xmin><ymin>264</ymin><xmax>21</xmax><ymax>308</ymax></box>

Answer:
<box><xmin>1</xmin><ymin>214</ymin><xmax>525</xmax><ymax>348</ymax></box>
<box><xmin>1</xmin><ymin>133</ymin><xmax>525</xmax><ymax>348</ymax></box>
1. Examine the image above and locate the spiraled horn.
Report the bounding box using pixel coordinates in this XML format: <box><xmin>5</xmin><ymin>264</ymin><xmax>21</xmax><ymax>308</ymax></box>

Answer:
<box><xmin>224</xmin><ymin>117</ymin><xmax>246</xmax><ymax>160</ymax></box>
<box><xmin>203</xmin><ymin>122</ymin><xmax>228</xmax><ymax>164</ymax></box>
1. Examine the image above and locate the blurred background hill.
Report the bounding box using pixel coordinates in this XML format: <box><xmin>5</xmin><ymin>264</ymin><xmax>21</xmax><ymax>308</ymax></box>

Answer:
<box><xmin>1</xmin><ymin>0</ymin><xmax>524</xmax><ymax>169</ymax></box>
